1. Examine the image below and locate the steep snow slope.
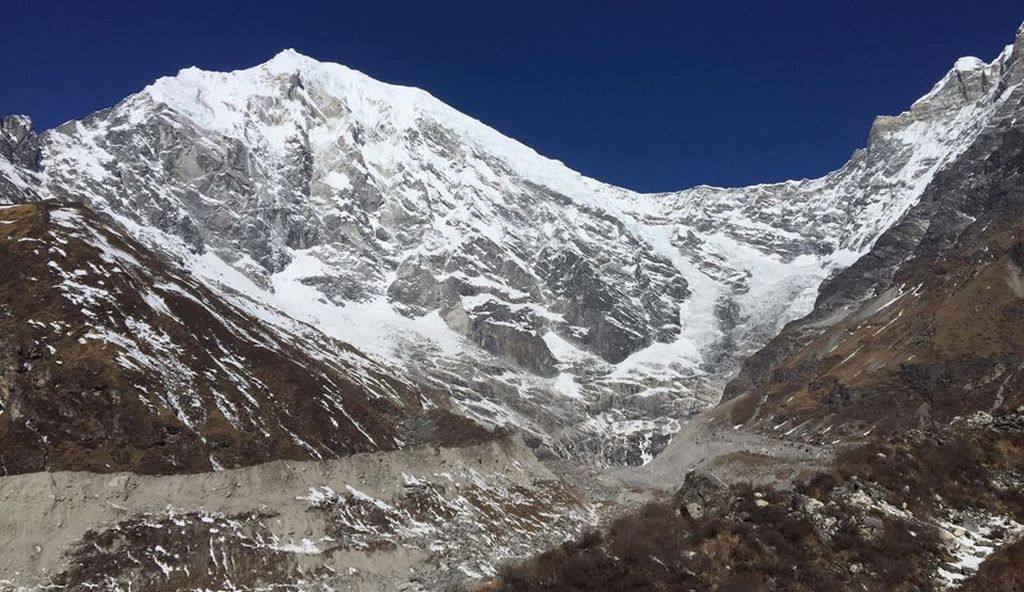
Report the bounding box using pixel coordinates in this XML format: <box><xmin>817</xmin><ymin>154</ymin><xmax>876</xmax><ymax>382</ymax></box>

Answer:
<box><xmin>1</xmin><ymin>33</ymin><xmax>1018</xmax><ymax>464</ymax></box>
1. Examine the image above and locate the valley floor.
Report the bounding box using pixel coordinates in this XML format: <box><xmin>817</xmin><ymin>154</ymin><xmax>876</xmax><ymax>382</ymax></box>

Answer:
<box><xmin>622</xmin><ymin>397</ymin><xmax>842</xmax><ymax>491</ymax></box>
<box><xmin>0</xmin><ymin>404</ymin><xmax>845</xmax><ymax>592</ymax></box>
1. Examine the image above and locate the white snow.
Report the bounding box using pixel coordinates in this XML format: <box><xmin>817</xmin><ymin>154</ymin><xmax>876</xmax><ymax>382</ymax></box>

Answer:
<box><xmin>552</xmin><ymin>373</ymin><xmax>583</xmax><ymax>400</ymax></box>
<box><xmin>937</xmin><ymin>513</ymin><xmax>1024</xmax><ymax>586</ymax></box>
<box><xmin>954</xmin><ymin>56</ymin><xmax>985</xmax><ymax>71</ymax></box>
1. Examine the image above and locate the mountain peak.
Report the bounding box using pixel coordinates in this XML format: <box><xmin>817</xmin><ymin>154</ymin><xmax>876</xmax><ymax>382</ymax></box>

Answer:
<box><xmin>261</xmin><ymin>48</ymin><xmax>343</xmax><ymax>77</ymax></box>
<box><xmin>266</xmin><ymin>47</ymin><xmax>316</xmax><ymax>67</ymax></box>
<box><xmin>137</xmin><ymin>46</ymin><xmax>621</xmax><ymax>204</ymax></box>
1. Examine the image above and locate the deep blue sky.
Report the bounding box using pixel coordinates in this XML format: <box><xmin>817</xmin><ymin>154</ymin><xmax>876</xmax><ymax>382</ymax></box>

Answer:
<box><xmin>2</xmin><ymin>1</ymin><xmax>1022</xmax><ymax>192</ymax></box>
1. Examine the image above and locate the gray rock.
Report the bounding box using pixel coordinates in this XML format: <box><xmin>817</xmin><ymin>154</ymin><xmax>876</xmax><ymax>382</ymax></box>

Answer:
<box><xmin>673</xmin><ymin>469</ymin><xmax>733</xmax><ymax>519</ymax></box>
<box><xmin>863</xmin><ymin>515</ymin><xmax>885</xmax><ymax>530</ymax></box>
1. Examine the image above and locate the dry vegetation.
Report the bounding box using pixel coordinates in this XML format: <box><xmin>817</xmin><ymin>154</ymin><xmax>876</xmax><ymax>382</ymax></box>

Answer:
<box><xmin>483</xmin><ymin>415</ymin><xmax>1024</xmax><ymax>592</ymax></box>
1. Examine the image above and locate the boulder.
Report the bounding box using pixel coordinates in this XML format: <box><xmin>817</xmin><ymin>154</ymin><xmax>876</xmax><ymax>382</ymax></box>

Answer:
<box><xmin>673</xmin><ymin>469</ymin><xmax>732</xmax><ymax>519</ymax></box>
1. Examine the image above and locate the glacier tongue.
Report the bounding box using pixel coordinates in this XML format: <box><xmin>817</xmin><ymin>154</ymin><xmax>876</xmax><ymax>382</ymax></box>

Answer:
<box><xmin>1</xmin><ymin>40</ymin><xmax>1018</xmax><ymax>465</ymax></box>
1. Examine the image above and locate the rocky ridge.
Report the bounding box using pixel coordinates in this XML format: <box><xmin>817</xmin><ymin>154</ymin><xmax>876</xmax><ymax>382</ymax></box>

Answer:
<box><xmin>0</xmin><ymin>201</ymin><xmax>492</xmax><ymax>475</ymax></box>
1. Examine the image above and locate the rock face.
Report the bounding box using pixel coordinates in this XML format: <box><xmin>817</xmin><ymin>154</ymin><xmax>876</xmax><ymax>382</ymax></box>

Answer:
<box><xmin>0</xmin><ymin>115</ymin><xmax>40</xmax><ymax>201</ymax></box>
<box><xmin>0</xmin><ymin>115</ymin><xmax>38</xmax><ymax>168</ymax></box>
<box><xmin>721</xmin><ymin>28</ymin><xmax>1024</xmax><ymax>442</ymax></box>
<box><xmin>1</xmin><ymin>32</ymin><xmax>1021</xmax><ymax>465</ymax></box>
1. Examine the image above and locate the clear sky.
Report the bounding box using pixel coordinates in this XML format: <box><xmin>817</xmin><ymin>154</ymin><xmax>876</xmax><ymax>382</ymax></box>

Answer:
<box><xmin>2</xmin><ymin>1</ymin><xmax>1022</xmax><ymax>192</ymax></box>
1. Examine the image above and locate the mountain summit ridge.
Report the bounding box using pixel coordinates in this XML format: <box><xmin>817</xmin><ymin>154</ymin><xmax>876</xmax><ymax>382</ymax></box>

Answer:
<box><xmin>142</xmin><ymin>45</ymin><xmax>623</xmax><ymax>205</ymax></box>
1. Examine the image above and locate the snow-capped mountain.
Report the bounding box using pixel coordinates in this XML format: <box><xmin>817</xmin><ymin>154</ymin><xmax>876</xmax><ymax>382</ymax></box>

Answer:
<box><xmin>1</xmin><ymin>31</ymin><xmax>1019</xmax><ymax>465</ymax></box>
